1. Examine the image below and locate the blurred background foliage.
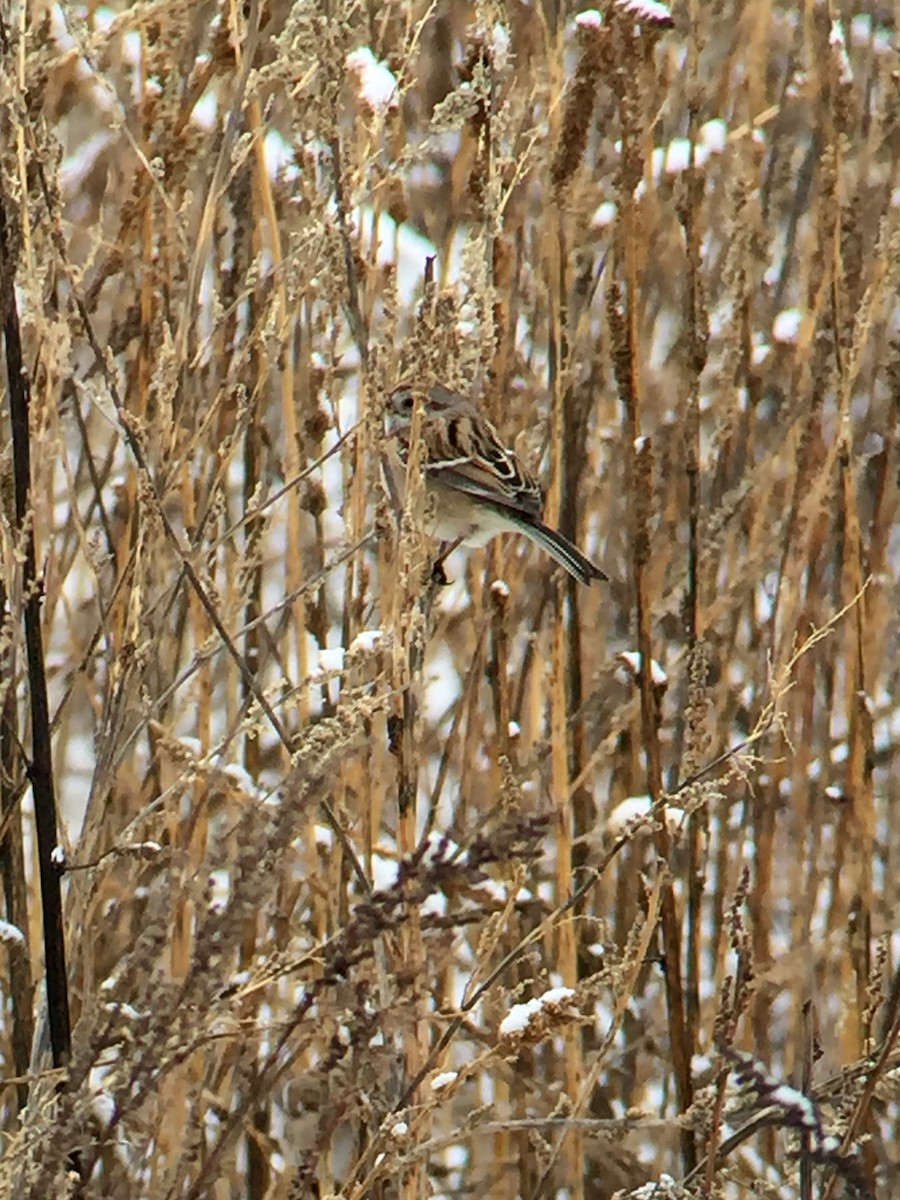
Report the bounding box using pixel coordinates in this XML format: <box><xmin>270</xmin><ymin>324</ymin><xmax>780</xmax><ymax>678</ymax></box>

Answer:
<box><xmin>0</xmin><ymin>0</ymin><xmax>899</xmax><ymax>1196</ymax></box>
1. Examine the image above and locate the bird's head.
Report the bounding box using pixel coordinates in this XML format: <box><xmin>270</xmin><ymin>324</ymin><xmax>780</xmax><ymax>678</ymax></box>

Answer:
<box><xmin>385</xmin><ymin>384</ymin><xmax>418</xmax><ymax>439</ymax></box>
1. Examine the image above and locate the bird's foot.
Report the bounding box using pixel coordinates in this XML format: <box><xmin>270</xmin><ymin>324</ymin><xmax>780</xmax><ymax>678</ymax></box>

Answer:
<box><xmin>430</xmin><ymin>537</ymin><xmax>464</xmax><ymax>587</ymax></box>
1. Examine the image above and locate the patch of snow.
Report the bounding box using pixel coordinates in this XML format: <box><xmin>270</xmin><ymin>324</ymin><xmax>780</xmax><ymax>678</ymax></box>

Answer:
<box><xmin>371</xmin><ymin>852</ymin><xmax>399</xmax><ymax>891</ymax></box>
<box><xmin>607</xmin><ymin>795</ymin><xmax>653</xmax><ymax>830</ymax></box>
<box><xmin>348</xmin><ymin>629</ymin><xmax>384</xmax><ymax>655</ymax></box>
<box><xmin>614</xmin><ymin>0</ymin><xmax>674</xmax><ymax>27</ymax></box>
<box><xmin>575</xmin><ymin>10</ymin><xmax>604</xmax><ymax>29</ymax></box>
<box><xmin>699</xmin><ymin>118</ymin><xmax>728</xmax><ymax>153</ymax></box>
<box><xmin>264</xmin><ymin>130</ymin><xmax>299</xmax><ymax>181</ymax></box>
<box><xmin>0</xmin><ymin>920</ymin><xmax>26</xmax><ymax>948</ymax></box>
<box><xmin>616</xmin><ymin>651</ymin><xmax>667</xmax><ymax>685</ymax></box>
<box><xmin>592</xmin><ymin>200</ymin><xmax>617</xmax><ymax>228</ymax></box>
<box><xmin>772</xmin><ymin>308</ymin><xmax>805</xmax><ymax>343</ymax></box>
<box><xmin>499</xmin><ymin>986</ymin><xmax>576</xmax><ymax>1036</ymax></box>
<box><xmin>316</xmin><ymin>647</ymin><xmax>346</xmax><ymax>673</ymax></box>
<box><xmin>345</xmin><ymin>48</ymin><xmax>399</xmax><ymax>114</ymax></box>
<box><xmin>192</xmin><ymin>90</ymin><xmax>218</xmax><ymax>132</ymax></box>
<box><xmin>752</xmin><ymin>337</ymin><xmax>771</xmax><ymax>366</ymax></box>
<box><xmin>423</xmin><ymin>647</ymin><xmax>462</xmax><ymax>724</ymax></box>
<box><xmin>421</xmin><ymin>892</ymin><xmax>447</xmax><ymax>917</ymax></box>
<box><xmin>664</xmin><ymin>137</ymin><xmax>710</xmax><ymax>173</ymax></box>
<box><xmin>91</xmin><ymin>1088</ymin><xmax>117</xmax><ymax>1126</ymax></box>
<box><xmin>313</xmin><ymin>824</ymin><xmax>334</xmax><ymax>848</ymax></box>
<box><xmin>431</xmin><ymin>1070</ymin><xmax>458</xmax><ymax>1091</ymax></box>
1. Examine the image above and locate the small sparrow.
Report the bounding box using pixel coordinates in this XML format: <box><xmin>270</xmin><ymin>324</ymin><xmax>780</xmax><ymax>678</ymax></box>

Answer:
<box><xmin>385</xmin><ymin>383</ymin><xmax>607</xmax><ymax>585</ymax></box>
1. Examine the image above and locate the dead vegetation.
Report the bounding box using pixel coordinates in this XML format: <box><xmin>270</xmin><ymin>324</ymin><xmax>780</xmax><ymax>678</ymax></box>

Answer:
<box><xmin>0</xmin><ymin>0</ymin><xmax>899</xmax><ymax>1197</ymax></box>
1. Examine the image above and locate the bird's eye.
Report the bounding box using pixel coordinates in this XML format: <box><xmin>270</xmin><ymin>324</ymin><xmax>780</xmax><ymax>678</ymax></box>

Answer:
<box><xmin>401</xmin><ymin>391</ymin><xmax>414</xmax><ymax>411</ymax></box>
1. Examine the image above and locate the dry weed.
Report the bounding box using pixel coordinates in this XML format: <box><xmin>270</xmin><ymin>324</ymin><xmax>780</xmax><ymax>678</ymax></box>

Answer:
<box><xmin>0</xmin><ymin>2</ymin><xmax>898</xmax><ymax>1198</ymax></box>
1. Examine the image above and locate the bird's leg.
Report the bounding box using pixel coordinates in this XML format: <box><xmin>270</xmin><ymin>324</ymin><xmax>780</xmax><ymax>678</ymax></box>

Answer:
<box><xmin>430</xmin><ymin>537</ymin><xmax>464</xmax><ymax>586</ymax></box>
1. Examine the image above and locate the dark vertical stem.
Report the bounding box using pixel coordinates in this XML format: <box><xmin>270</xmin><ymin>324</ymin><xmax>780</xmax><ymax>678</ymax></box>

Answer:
<box><xmin>0</xmin><ymin>691</ymin><xmax>33</xmax><ymax>1113</ymax></box>
<box><xmin>561</xmin><ymin>376</ymin><xmax>594</xmax><ymax>924</ymax></box>
<box><xmin>0</xmin><ymin>200</ymin><xmax>72</xmax><ymax>1069</ymax></box>
<box><xmin>0</xmin><ymin>167</ymin><xmax>34</xmax><ymax>1105</ymax></box>
<box><xmin>489</xmin><ymin>585</ymin><xmax>511</xmax><ymax>761</ymax></box>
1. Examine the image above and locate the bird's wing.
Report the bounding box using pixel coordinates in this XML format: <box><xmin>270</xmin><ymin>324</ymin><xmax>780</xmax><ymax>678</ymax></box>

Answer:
<box><xmin>422</xmin><ymin>405</ymin><xmax>543</xmax><ymax>519</ymax></box>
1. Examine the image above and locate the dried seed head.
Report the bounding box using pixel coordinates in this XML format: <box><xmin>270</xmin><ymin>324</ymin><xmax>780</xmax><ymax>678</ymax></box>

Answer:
<box><xmin>550</xmin><ymin>22</ymin><xmax>607</xmax><ymax>194</ymax></box>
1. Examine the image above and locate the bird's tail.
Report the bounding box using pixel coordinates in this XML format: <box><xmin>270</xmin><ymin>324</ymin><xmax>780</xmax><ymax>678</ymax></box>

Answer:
<box><xmin>512</xmin><ymin>516</ymin><xmax>608</xmax><ymax>585</ymax></box>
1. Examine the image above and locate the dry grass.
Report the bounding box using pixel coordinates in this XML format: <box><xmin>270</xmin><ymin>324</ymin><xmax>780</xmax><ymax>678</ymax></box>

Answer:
<box><xmin>0</xmin><ymin>0</ymin><xmax>899</xmax><ymax>1196</ymax></box>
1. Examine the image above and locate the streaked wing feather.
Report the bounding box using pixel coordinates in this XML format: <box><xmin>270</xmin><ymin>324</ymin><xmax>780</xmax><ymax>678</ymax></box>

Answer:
<box><xmin>427</xmin><ymin>462</ymin><xmax>543</xmax><ymax>519</ymax></box>
<box><xmin>422</xmin><ymin>402</ymin><xmax>543</xmax><ymax>518</ymax></box>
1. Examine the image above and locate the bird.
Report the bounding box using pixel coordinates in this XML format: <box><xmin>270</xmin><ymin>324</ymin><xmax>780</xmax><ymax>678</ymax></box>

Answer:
<box><xmin>384</xmin><ymin>383</ymin><xmax>607</xmax><ymax>585</ymax></box>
